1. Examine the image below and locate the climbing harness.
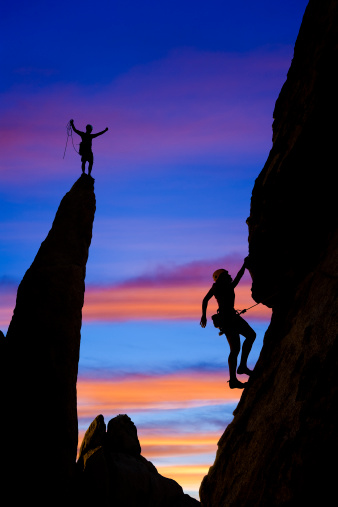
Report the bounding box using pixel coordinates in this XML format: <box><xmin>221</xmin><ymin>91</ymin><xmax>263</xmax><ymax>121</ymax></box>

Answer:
<box><xmin>214</xmin><ymin>292</ymin><xmax>278</xmax><ymax>336</ymax></box>
<box><xmin>63</xmin><ymin>120</ymin><xmax>80</xmax><ymax>159</ymax></box>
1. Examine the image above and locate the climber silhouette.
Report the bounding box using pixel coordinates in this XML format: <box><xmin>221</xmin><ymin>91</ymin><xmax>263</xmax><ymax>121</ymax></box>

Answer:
<box><xmin>70</xmin><ymin>119</ymin><xmax>108</xmax><ymax>175</ymax></box>
<box><xmin>200</xmin><ymin>257</ymin><xmax>256</xmax><ymax>389</ymax></box>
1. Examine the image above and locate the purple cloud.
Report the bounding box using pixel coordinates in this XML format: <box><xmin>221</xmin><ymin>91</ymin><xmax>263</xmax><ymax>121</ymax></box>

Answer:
<box><xmin>0</xmin><ymin>47</ymin><xmax>291</xmax><ymax>184</ymax></box>
<box><xmin>114</xmin><ymin>253</ymin><xmax>250</xmax><ymax>288</ymax></box>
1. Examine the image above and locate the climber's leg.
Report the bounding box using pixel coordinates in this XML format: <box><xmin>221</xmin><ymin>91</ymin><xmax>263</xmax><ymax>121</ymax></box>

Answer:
<box><xmin>236</xmin><ymin>316</ymin><xmax>256</xmax><ymax>375</ymax></box>
<box><xmin>225</xmin><ymin>330</ymin><xmax>246</xmax><ymax>388</ymax></box>
<box><xmin>88</xmin><ymin>152</ymin><xmax>94</xmax><ymax>175</ymax></box>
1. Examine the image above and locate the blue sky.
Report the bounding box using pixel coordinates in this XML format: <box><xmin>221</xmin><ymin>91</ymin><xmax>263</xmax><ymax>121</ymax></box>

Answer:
<box><xmin>0</xmin><ymin>0</ymin><xmax>309</xmax><ymax>498</ymax></box>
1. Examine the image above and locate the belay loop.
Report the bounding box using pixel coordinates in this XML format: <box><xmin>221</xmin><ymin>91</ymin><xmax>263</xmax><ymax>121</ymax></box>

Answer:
<box><xmin>63</xmin><ymin>121</ymin><xmax>80</xmax><ymax>159</ymax></box>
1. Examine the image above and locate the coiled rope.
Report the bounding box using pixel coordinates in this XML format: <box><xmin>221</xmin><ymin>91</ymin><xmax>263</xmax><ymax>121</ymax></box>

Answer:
<box><xmin>63</xmin><ymin>120</ymin><xmax>80</xmax><ymax>158</ymax></box>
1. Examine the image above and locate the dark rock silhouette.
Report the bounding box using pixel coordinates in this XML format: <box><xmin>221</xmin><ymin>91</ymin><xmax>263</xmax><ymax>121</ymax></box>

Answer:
<box><xmin>0</xmin><ymin>174</ymin><xmax>199</xmax><ymax>505</ymax></box>
<box><xmin>76</xmin><ymin>414</ymin><xmax>200</xmax><ymax>507</ymax></box>
<box><xmin>200</xmin><ymin>0</ymin><xmax>338</xmax><ymax>505</ymax></box>
<box><xmin>0</xmin><ymin>174</ymin><xmax>96</xmax><ymax>504</ymax></box>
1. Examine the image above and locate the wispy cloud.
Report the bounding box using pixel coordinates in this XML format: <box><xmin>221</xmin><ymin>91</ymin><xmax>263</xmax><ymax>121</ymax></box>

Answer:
<box><xmin>112</xmin><ymin>253</ymin><xmax>246</xmax><ymax>288</ymax></box>
<box><xmin>155</xmin><ymin>464</ymin><xmax>209</xmax><ymax>495</ymax></box>
<box><xmin>77</xmin><ymin>368</ymin><xmax>239</xmax><ymax>498</ymax></box>
<box><xmin>0</xmin><ymin>281</ymin><xmax>17</xmax><ymax>329</ymax></box>
<box><xmin>87</xmin><ymin>216</ymin><xmax>250</xmax><ymax>284</ymax></box>
<box><xmin>83</xmin><ymin>254</ymin><xmax>271</xmax><ymax>322</ymax></box>
<box><xmin>0</xmin><ymin>47</ymin><xmax>290</xmax><ymax>183</ymax></box>
<box><xmin>83</xmin><ymin>283</ymin><xmax>270</xmax><ymax>322</ymax></box>
<box><xmin>138</xmin><ymin>432</ymin><xmax>219</xmax><ymax>459</ymax></box>
<box><xmin>0</xmin><ymin>255</ymin><xmax>271</xmax><ymax>328</ymax></box>
<box><xmin>77</xmin><ymin>369</ymin><xmax>241</xmax><ymax>420</ymax></box>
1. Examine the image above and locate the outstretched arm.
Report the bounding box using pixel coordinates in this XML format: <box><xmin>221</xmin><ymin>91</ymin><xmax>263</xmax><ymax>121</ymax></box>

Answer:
<box><xmin>200</xmin><ymin>287</ymin><xmax>214</xmax><ymax>328</ymax></box>
<box><xmin>92</xmin><ymin>127</ymin><xmax>108</xmax><ymax>138</ymax></box>
<box><xmin>70</xmin><ymin>119</ymin><xmax>82</xmax><ymax>136</ymax></box>
<box><xmin>232</xmin><ymin>256</ymin><xmax>249</xmax><ymax>288</ymax></box>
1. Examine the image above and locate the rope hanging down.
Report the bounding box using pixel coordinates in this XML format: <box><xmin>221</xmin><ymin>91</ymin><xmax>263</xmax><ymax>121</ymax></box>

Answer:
<box><xmin>63</xmin><ymin>120</ymin><xmax>80</xmax><ymax>159</ymax></box>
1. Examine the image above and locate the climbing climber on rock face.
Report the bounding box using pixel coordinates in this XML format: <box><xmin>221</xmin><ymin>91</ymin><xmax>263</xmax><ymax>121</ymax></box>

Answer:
<box><xmin>70</xmin><ymin>119</ymin><xmax>108</xmax><ymax>175</ymax></box>
<box><xmin>200</xmin><ymin>257</ymin><xmax>256</xmax><ymax>389</ymax></box>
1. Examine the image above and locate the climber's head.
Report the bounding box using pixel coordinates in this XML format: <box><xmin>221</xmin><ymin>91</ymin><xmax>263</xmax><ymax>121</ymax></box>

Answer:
<box><xmin>86</xmin><ymin>124</ymin><xmax>93</xmax><ymax>133</ymax></box>
<box><xmin>213</xmin><ymin>269</ymin><xmax>229</xmax><ymax>282</ymax></box>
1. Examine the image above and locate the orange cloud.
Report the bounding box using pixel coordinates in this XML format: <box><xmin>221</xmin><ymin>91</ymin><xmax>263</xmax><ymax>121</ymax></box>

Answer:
<box><xmin>77</xmin><ymin>370</ymin><xmax>241</xmax><ymax>420</ymax></box>
<box><xmin>77</xmin><ymin>371</ymin><xmax>237</xmax><ymax>497</ymax></box>
<box><xmin>156</xmin><ymin>464</ymin><xmax>209</xmax><ymax>494</ymax></box>
<box><xmin>137</xmin><ymin>432</ymin><xmax>219</xmax><ymax>459</ymax></box>
<box><xmin>77</xmin><ymin>423</ymin><xmax>218</xmax><ymax>497</ymax></box>
<box><xmin>77</xmin><ymin>424</ymin><xmax>214</xmax><ymax>498</ymax></box>
<box><xmin>0</xmin><ymin>257</ymin><xmax>272</xmax><ymax>329</ymax></box>
<box><xmin>77</xmin><ymin>427</ymin><xmax>220</xmax><ymax>460</ymax></box>
<box><xmin>83</xmin><ymin>283</ymin><xmax>271</xmax><ymax>322</ymax></box>
<box><xmin>1</xmin><ymin>280</ymin><xmax>271</xmax><ymax>329</ymax></box>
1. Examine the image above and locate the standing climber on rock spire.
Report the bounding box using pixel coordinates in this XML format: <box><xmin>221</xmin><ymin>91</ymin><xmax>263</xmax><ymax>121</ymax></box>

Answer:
<box><xmin>70</xmin><ymin>119</ymin><xmax>108</xmax><ymax>175</ymax></box>
<box><xmin>200</xmin><ymin>257</ymin><xmax>256</xmax><ymax>389</ymax></box>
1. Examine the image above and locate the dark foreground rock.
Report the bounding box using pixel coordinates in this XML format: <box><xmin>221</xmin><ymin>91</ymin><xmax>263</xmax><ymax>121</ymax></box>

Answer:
<box><xmin>200</xmin><ymin>1</ymin><xmax>338</xmax><ymax>506</ymax></box>
<box><xmin>76</xmin><ymin>414</ymin><xmax>200</xmax><ymax>507</ymax></box>
<box><xmin>0</xmin><ymin>174</ymin><xmax>96</xmax><ymax>503</ymax></box>
<box><xmin>0</xmin><ymin>175</ymin><xmax>199</xmax><ymax>505</ymax></box>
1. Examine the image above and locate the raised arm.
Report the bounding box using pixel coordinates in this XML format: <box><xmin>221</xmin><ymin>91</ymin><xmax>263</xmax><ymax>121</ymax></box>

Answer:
<box><xmin>70</xmin><ymin>119</ymin><xmax>82</xmax><ymax>136</ymax></box>
<box><xmin>92</xmin><ymin>127</ymin><xmax>108</xmax><ymax>138</ymax></box>
<box><xmin>232</xmin><ymin>257</ymin><xmax>249</xmax><ymax>288</ymax></box>
<box><xmin>200</xmin><ymin>287</ymin><xmax>214</xmax><ymax>328</ymax></box>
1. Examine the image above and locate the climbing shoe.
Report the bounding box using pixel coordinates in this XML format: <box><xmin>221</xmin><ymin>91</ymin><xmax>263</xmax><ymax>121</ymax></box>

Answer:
<box><xmin>237</xmin><ymin>365</ymin><xmax>253</xmax><ymax>376</ymax></box>
<box><xmin>227</xmin><ymin>378</ymin><xmax>247</xmax><ymax>389</ymax></box>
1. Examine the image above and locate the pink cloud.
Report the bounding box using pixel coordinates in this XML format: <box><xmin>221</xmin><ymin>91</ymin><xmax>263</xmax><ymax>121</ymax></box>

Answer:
<box><xmin>0</xmin><ymin>285</ymin><xmax>17</xmax><ymax>329</ymax></box>
<box><xmin>82</xmin><ymin>282</ymin><xmax>270</xmax><ymax>323</ymax></box>
<box><xmin>112</xmin><ymin>253</ymin><xmax>249</xmax><ymax>288</ymax></box>
<box><xmin>82</xmin><ymin>255</ymin><xmax>270</xmax><ymax>322</ymax></box>
<box><xmin>0</xmin><ymin>255</ymin><xmax>271</xmax><ymax>329</ymax></box>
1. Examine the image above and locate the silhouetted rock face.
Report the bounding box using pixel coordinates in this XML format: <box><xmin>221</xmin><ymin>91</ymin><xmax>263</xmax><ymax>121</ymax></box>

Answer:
<box><xmin>77</xmin><ymin>414</ymin><xmax>200</xmax><ymax>507</ymax></box>
<box><xmin>247</xmin><ymin>0</ymin><xmax>338</xmax><ymax>307</ymax></box>
<box><xmin>0</xmin><ymin>174</ymin><xmax>95</xmax><ymax>503</ymax></box>
<box><xmin>200</xmin><ymin>1</ymin><xmax>338</xmax><ymax>506</ymax></box>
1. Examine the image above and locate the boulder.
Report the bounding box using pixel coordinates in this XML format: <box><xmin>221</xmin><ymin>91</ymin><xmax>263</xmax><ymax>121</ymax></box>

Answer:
<box><xmin>78</xmin><ymin>414</ymin><xmax>107</xmax><ymax>463</ymax></box>
<box><xmin>77</xmin><ymin>414</ymin><xmax>200</xmax><ymax>507</ymax></box>
<box><xmin>106</xmin><ymin>414</ymin><xmax>142</xmax><ymax>456</ymax></box>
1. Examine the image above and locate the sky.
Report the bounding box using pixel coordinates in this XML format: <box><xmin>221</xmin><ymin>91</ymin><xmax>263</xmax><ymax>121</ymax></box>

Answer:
<box><xmin>0</xmin><ymin>0</ymin><xmax>309</xmax><ymax>499</ymax></box>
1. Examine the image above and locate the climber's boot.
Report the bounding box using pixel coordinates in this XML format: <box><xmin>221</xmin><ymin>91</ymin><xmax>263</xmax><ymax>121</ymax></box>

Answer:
<box><xmin>237</xmin><ymin>365</ymin><xmax>253</xmax><ymax>376</ymax></box>
<box><xmin>228</xmin><ymin>378</ymin><xmax>247</xmax><ymax>389</ymax></box>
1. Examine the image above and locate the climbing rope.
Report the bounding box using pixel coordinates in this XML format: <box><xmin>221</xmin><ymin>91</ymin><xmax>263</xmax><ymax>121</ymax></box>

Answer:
<box><xmin>216</xmin><ymin>293</ymin><xmax>278</xmax><ymax>336</ymax></box>
<box><xmin>63</xmin><ymin>120</ymin><xmax>80</xmax><ymax>159</ymax></box>
<box><xmin>236</xmin><ymin>291</ymin><xmax>278</xmax><ymax>315</ymax></box>
<box><xmin>236</xmin><ymin>302</ymin><xmax>260</xmax><ymax>315</ymax></box>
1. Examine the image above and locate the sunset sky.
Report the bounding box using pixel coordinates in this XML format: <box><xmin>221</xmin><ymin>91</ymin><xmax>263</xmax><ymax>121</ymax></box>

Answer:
<box><xmin>1</xmin><ymin>0</ymin><xmax>308</xmax><ymax>499</ymax></box>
